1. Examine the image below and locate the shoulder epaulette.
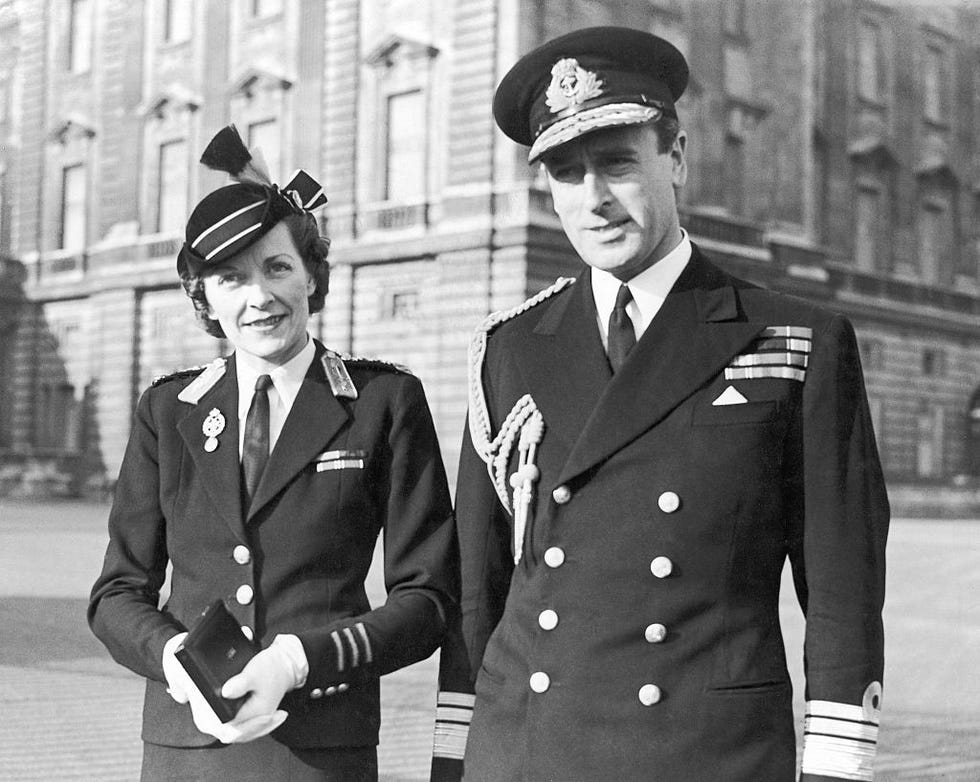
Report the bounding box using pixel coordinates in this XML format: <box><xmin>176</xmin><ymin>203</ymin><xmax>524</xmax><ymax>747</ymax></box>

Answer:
<box><xmin>173</xmin><ymin>357</ymin><xmax>227</xmax><ymax>404</ymax></box>
<box><xmin>342</xmin><ymin>354</ymin><xmax>413</xmax><ymax>375</ymax></box>
<box><xmin>152</xmin><ymin>366</ymin><xmax>208</xmax><ymax>387</ymax></box>
<box><xmin>467</xmin><ymin>277</ymin><xmax>575</xmax><ymax>506</ymax></box>
<box><xmin>320</xmin><ymin>351</ymin><xmax>409</xmax><ymax>400</ymax></box>
<box><xmin>320</xmin><ymin>350</ymin><xmax>358</xmax><ymax>400</ymax></box>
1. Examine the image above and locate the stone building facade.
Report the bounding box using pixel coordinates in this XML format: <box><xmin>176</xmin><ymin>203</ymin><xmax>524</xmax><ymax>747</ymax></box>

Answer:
<box><xmin>0</xmin><ymin>0</ymin><xmax>977</xmax><ymax>506</ymax></box>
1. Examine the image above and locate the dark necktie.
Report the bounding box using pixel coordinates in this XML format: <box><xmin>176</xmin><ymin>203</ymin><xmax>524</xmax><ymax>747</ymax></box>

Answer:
<box><xmin>241</xmin><ymin>374</ymin><xmax>273</xmax><ymax>504</ymax></box>
<box><xmin>607</xmin><ymin>284</ymin><xmax>636</xmax><ymax>373</ymax></box>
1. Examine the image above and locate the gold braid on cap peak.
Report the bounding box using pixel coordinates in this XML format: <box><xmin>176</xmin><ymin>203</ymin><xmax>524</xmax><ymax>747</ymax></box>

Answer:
<box><xmin>467</xmin><ymin>277</ymin><xmax>574</xmax><ymax>515</ymax></box>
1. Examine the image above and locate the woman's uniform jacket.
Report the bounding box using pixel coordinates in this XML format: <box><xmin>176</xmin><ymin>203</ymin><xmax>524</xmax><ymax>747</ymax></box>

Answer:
<box><xmin>89</xmin><ymin>339</ymin><xmax>457</xmax><ymax>751</ymax></box>
<box><xmin>431</xmin><ymin>248</ymin><xmax>889</xmax><ymax>782</ymax></box>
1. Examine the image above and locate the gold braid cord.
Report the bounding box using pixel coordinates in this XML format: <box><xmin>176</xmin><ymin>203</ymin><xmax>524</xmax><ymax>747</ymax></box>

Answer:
<box><xmin>467</xmin><ymin>277</ymin><xmax>575</xmax><ymax>520</ymax></box>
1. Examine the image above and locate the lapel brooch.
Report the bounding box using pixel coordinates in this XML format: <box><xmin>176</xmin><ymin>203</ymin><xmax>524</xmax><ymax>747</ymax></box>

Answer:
<box><xmin>202</xmin><ymin>408</ymin><xmax>226</xmax><ymax>453</ymax></box>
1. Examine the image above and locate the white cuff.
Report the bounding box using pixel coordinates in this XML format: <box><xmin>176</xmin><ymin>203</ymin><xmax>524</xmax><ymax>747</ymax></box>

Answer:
<box><xmin>271</xmin><ymin>633</ymin><xmax>309</xmax><ymax>689</ymax></box>
<box><xmin>433</xmin><ymin>691</ymin><xmax>475</xmax><ymax>761</ymax></box>
<box><xmin>801</xmin><ymin>682</ymin><xmax>882</xmax><ymax>781</ymax></box>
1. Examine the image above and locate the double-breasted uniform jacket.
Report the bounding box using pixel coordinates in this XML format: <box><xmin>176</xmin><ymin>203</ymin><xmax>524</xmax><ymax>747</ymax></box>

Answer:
<box><xmin>89</xmin><ymin>339</ymin><xmax>457</xmax><ymax>750</ymax></box>
<box><xmin>431</xmin><ymin>247</ymin><xmax>889</xmax><ymax>782</ymax></box>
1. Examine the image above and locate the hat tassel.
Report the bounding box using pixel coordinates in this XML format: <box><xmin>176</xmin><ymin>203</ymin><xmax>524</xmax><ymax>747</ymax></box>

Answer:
<box><xmin>199</xmin><ymin>124</ymin><xmax>272</xmax><ymax>186</ymax></box>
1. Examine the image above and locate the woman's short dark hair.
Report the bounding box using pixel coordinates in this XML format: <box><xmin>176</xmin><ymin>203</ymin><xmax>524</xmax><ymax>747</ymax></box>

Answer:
<box><xmin>178</xmin><ymin>212</ymin><xmax>331</xmax><ymax>339</ymax></box>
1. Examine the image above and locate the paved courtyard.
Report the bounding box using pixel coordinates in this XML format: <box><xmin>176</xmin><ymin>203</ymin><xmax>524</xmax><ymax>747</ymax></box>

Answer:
<box><xmin>1</xmin><ymin>498</ymin><xmax>979</xmax><ymax>781</ymax></box>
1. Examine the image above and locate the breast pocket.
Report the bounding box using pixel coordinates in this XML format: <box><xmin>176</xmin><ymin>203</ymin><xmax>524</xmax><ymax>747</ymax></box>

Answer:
<box><xmin>693</xmin><ymin>400</ymin><xmax>779</xmax><ymax>426</ymax></box>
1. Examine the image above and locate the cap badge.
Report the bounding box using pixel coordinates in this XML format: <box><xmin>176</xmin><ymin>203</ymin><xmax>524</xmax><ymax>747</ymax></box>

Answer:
<box><xmin>202</xmin><ymin>407</ymin><xmax>226</xmax><ymax>453</ymax></box>
<box><xmin>545</xmin><ymin>58</ymin><xmax>604</xmax><ymax>114</ymax></box>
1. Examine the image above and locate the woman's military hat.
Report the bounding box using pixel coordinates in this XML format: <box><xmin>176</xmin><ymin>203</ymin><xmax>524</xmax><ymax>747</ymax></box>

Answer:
<box><xmin>177</xmin><ymin>125</ymin><xmax>327</xmax><ymax>274</ymax></box>
<box><xmin>493</xmin><ymin>26</ymin><xmax>688</xmax><ymax>163</ymax></box>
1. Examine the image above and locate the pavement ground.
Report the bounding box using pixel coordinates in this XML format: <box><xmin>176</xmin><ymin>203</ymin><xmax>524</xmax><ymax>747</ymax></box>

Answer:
<box><xmin>1</xmin><ymin>499</ymin><xmax>979</xmax><ymax>781</ymax></box>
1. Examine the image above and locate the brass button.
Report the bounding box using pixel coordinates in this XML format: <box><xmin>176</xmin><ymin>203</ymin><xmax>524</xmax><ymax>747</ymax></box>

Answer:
<box><xmin>544</xmin><ymin>547</ymin><xmax>566</xmax><ymax>568</ymax></box>
<box><xmin>650</xmin><ymin>556</ymin><xmax>673</xmax><ymax>579</ymax></box>
<box><xmin>552</xmin><ymin>485</ymin><xmax>572</xmax><ymax>505</ymax></box>
<box><xmin>638</xmin><ymin>684</ymin><xmax>662</xmax><ymax>706</ymax></box>
<box><xmin>529</xmin><ymin>672</ymin><xmax>551</xmax><ymax>693</ymax></box>
<box><xmin>235</xmin><ymin>584</ymin><xmax>254</xmax><ymax>605</ymax></box>
<box><xmin>538</xmin><ymin>609</ymin><xmax>559</xmax><ymax>631</ymax></box>
<box><xmin>657</xmin><ymin>492</ymin><xmax>680</xmax><ymax>514</ymax></box>
<box><xmin>241</xmin><ymin>625</ymin><xmax>254</xmax><ymax>641</ymax></box>
<box><xmin>310</xmin><ymin>688</ymin><xmax>324</xmax><ymax>699</ymax></box>
<box><xmin>233</xmin><ymin>545</ymin><xmax>251</xmax><ymax>565</ymax></box>
<box><xmin>644</xmin><ymin>623</ymin><xmax>667</xmax><ymax>643</ymax></box>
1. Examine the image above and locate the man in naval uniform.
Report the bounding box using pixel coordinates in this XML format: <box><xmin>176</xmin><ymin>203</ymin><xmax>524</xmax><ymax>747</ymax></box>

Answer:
<box><xmin>430</xmin><ymin>27</ymin><xmax>889</xmax><ymax>782</ymax></box>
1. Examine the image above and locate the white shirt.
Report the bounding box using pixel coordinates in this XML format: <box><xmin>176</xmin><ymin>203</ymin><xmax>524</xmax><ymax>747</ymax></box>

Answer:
<box><xmin>592</xmin><ymin>228</ymin><xmax>692</xmax><ymax>350</ymax></box>
<box><xmin>235</xmin><ymin>336</ymin><xmax>316</xmax><ymax>459</ymax></box>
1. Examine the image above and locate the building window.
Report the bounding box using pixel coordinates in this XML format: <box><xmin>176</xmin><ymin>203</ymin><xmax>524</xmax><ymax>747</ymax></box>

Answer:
<box><xmin>162</xmin><ymin>0</ymin><xmax>192</xmax><ymax>43</ymax></box>
<box><xmin>854</xmin><ymin>186</ymin><xmax>880</xmax><ymax>272</ymax></box>
<box><xmin>250</xmin><ymin>0</ymin><xmax>282</xmax><ymax>18</ymax></box>
<box><xmin>247</xmin><ymin>119</ymin><xmax>281</xmax><ymax>182</ymax></box>
<box><xmin>157</xmin><ymin>140</ymin><xmax>188</xmax><ymax>233</ymax></box>
<box><xmin>0</xmin><ymin>326</ymin><xmax>12</xmax><ymax>448</ymax></box>
<box><xmin>37</xmin><ymin>382</ymin><xmax>81</xmax><ymax>451</ymax></box>
<box><xmin>0</xmin><ymin>169</ymin><xmax>6</xmax><ymax>244</ymax></box>
<box><xmin>860</xmin><ymin>338</ymin><xmax>885</xmax><ymax>371</ymax></box>
<box><xmin>922</xmin><ymin>348</ymin><xmax>947</xmax><ymax>377</ymax></box>
<box><xmin>385</xmin><ymin>90</ymin><xmax>426</xmax><ymax>202</ymax></box>
<box><xmin>385</xmin><ymin>289</ymin><xmax>420</xmax><ymax>320</ymax></box>
<box><xmin>916</xmin><ymin>407</ymin><xmax>944</xmax><ymax>478</ymax></box>
<box><xmin>68</xmin><ymin>0</ymin><xmax>93</xmax><ymax>73</ymax></box>
<box><xmin>923</xmin><ymin>45</ymin><xmax>947</xmax><ymax>124</ymax></box>
<box><xmin>972</xmin><ymin>194</ymin><xmax>980</xmax><ymax>280</ymax></box>
<box><xmin>723</xmin><ymin>132</ymin><xmax>745</xmax><ymax>216</ymax></box>
<box><xmin>60</xmin><ymin>164</ymin><xmax>87</xmax><ymax>251</ymax></box>
<box><xmin>858</xmin><ymin>20</ymin><xmax>886</xmax><ymax>103</ymax></box>
<box><xmin>724</xmin><ymin>0</ymin><xmax>747</xmax><ymax>37</ymax></box>
<box><xmin>917</xmin><ymin>201</ymin><xmax>947</xmax><ymax>283</ymax></box>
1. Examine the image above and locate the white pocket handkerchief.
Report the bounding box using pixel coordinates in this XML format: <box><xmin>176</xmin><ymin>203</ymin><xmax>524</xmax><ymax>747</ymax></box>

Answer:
<box><xmin>712</xmin><ymin>385</ymin><xmax>749</xmax><ymax>406</ymax></box>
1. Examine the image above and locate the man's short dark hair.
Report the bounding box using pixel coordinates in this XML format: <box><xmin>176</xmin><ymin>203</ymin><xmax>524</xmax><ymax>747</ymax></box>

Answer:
<box><xmin>653</xmin><ymin>117</ymin><xmax>680</xmax><ymax>154</ymax></box>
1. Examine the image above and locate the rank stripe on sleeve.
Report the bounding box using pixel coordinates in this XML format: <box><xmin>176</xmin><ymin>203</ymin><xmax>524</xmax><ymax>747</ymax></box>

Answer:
<box><xmin>800</xmin><ymin>689</ymin><xmax>881</xmax><ymax>782</ymax></box>
<box><xmin>328</xmin><ymin>622</ymin><xmax>373</xmax><ymax>673</ymax></box>
<box><xmin>433</xmin><ymin>691</ymin><xmax>475</xmax><ymax>760</ymax></box>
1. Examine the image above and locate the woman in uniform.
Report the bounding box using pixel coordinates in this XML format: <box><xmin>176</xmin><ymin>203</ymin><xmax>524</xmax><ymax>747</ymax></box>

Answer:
<box><xmin>89</xmin><ymin>126</ymin><xmax>457</xmax><ymax>781</ymax></box>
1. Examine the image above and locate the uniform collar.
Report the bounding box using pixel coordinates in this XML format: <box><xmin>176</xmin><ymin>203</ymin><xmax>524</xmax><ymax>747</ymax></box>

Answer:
<box><xmin>591</xmin><ymin>228</ymin><xmax>692</xmax><ymax>340</ymax></box>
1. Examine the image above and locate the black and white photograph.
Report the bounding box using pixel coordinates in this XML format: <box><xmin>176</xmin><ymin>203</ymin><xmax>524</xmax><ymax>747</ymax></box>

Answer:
<box><xmin>0</xmin><ymin>1</ymin><xmax>978</xmax><ymax>780</ymax></box>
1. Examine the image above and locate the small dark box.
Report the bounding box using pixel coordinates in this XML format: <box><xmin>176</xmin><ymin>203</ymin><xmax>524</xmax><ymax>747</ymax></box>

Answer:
<box><xmin>175</xmin><ymin>599</ymin><xmax>260</xmax><ymax>722</ymax></box>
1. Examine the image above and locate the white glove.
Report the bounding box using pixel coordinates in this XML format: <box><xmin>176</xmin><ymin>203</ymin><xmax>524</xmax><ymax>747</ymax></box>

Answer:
<box><xmin>161</xmin><ymin>632</ymin><xmax>288</xmax><ymax>744</ymax></box>
<box><xmin>221</xmin><ymin>634</ymin><xmax>308</xmax><ymax>721</ymax></box>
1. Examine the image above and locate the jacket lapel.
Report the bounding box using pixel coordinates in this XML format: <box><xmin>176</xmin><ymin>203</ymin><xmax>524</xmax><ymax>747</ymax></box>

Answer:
<box><xmin>176</xmin><ymin>355</ymin><xmax>244</xmax><ymax>535</ymax></box>
<box><xmin>246</xmin><ymin>343</ymin><xmax>351</xmax><ymax>522</ymax></box>
<box><xmin>557</xmin><ymin>252</ymin><xmax>766</xmax><ymax>485</ymax></box>
<box><xmin>513</xmin><ymin>276</ymin><xmax>611</xmax><ymax>453</ymax></box>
